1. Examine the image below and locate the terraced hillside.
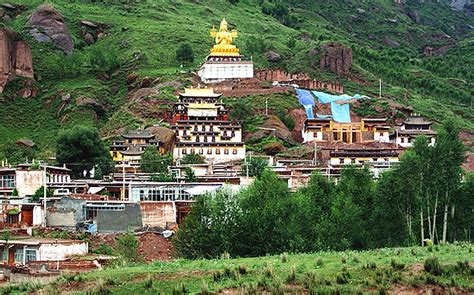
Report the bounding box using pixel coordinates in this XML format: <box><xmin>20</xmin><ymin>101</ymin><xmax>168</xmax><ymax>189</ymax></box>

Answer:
<box><xmin>0</xmin><ymin>0</ymin><xmax>473</xmax><ymax>157</ymax></box>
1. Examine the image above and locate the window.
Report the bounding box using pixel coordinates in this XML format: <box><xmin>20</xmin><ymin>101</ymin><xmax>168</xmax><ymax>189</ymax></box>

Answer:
<box><xmin>212</xmin><ymin>136</ymin><xmax>216</xmax><ymax>143</ymax></box>
<box><xmin>1</xmin><ymin>248</ymin><xmax>7</xmax><ymax>261</ymax></box>
<box><xmin>216</xmin><ymin>149</ymin><xmax>220</xmax><ymax>155</ymax></box>
<box><xmin>182</xmin><ymin>149</ymin><xmax>187</xmax><ymax>155</ymax></box>
<box><xmin>207</xmin><ymin>149</ymin><xmax>212</xmax><ymax>155</ymax></box>
<box><xmin>333</xmin><ymin>132</ymin><xmax>339</xmax><ymax>141</ymax></box>
<box><xmin>25</xmin><ymin>249</ymin><xmax>36</xmax><ymax>263</ymax></box>
<box><xmin>196</xmin><ymin>136</ymin><xmax>200</xmax><ymax>142</ymax></box>
<box><xmin>339</xmin><ymin>158</ymin><xmax>344</xmax><ymax>164</ymax></box>
<box><xmin>224</xmin><ymin>148</ymin><xmax>229</xmax><ymax>155</ymax></box>
<box><xmin>14</xmin><ymin>248</ymin><xmax>23</xmax><ymax>263</ymax></box>
<box><xmin>233</xmin><ymin>148</ymin><xmax>238</xmax><ymax>155</ymax></box>
<box><xmin>0</xmin><ymin>175</ymin><xmax>15</xmax><ymax>188</ymax></box>
<box><xmin>199</xmin><ymin>148</ymin><xmax>204</xmax><ymax>155</ymax></box>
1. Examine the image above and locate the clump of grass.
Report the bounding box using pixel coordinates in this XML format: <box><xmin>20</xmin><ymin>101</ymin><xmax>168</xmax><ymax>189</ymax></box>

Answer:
<box><xmin>352</xmin><ymin>256</ymin><xmax>360</xmax><ymax>264</ymax></box>
<box><xmin>303</xmin><ymin>271</ymin><xmax>317</xmax><ymax>289</ymax></box>
<box><xmin>280</xmin><ymin>252</ymin><xmax>289</xmax><ymax>263</ymax></box>
<box><xmin>427</xmin><ymin>245</ymin><xmax>433</xmax><ymax>252</ymax></box>
<box><xmin>336</xmin><ymin>272</ymin><xmax>349</xmax><ymax>284</ymax></box>
<box><xmin>237</xmin><ymin>264</ymin><xmax>247</xmax><ymax>275</ymax></box>
<box><xmin>264</xmin><ymin>264</ymin><xmax>274</xmax><ymax>278</ymax></box>
<box><xmin>200</xmin><ymin>280</ymin><xmax>210</xmax><ymax>295</ymax></box>
<box><xmin>172</xmin><ymin>283</ymin><xmax>188</xmax><ymax>295</ymax></box>
<box><xmin>142</xmin><ymin>276</ymin><xmax>153</xmax><ymax>289</ymax></box>
<box><xmin>286</xmin><ymin>266</ymin><xmax>296</xmax><ymax>284</ymax></box>
<box><xmin>453</xmin><ymin>260</ymin><xmax>470</xmax><ymax>274</ymax></box>
<box><xmin>105</xmin><ymin>276</ymin><xmax>120</xmax><ymax>286</ymax></box>
<box><xmin>424</xmin><ymin>257</ymin><xmax>443</xmax><ymax>276</ymax></box>
<box><xmin>269</xmin><ymin>279</ymin><xmax>286</xmax><ymax>295</ymax></box>
<box><xmin>213</xmin><ymin>266</ymin><xmax>239</xmax><ymax>282</ymax></box>
<box><xmin>362</xmin><ymin>262</ymin><xmax>377</xmax><ymax>270</ymax></box>
<box><xmin>411</xmin><ymin>248</ymin><xmax>417</xmax><ymax>256</ymax></box>
<box><xmin>220</xmin><ymin>251</ymin><xmax>230</xmax><ymax>259</ymax></box>
<box><xmin>342</xmin><ymin>265</ymin><xmax>348</xmax><ymax>272</ymax></box>
<box><xmin>390</xmin><ymin>258</ymin><xmax>405</xmax><ymax>271</ymax></box>
<box><xmin>434</xmin><ymin>245</ymin><xmax>440</xmax><ymax>251</ymax></box>
<box><xmin>315</xmin><ymin>258</ymin><xmax>324</xmax><ymax>268</ymax></box>
<box><xmin>341</xmin><ymin>256</ymin><xmax>347</xmax><ymax>264</ymax></box>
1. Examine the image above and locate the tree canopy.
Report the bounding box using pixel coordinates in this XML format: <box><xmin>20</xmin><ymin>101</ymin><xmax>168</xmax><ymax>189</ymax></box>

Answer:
<box><xmin>56</xmin><ymin>125</ymin><xmax>113</xmax><ymax>177</ymax></box>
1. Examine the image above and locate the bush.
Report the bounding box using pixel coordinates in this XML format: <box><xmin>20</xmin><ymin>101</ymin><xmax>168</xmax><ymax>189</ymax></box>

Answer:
<box><xmin>424</xmin><ymin>257</ymin><xmax>443</xmax><ymax>276</ymax></box>
<box><xmin>390</xmin><ymin>259</ymin><xmax>405</xmax><ymax>271</ymax></box>
<box><xmin>176</xmin><ymin>43</ymin><xmax>194</xmax><ymax>65</ymax></box>
<box><xmin>115</xmin><ymin>231</ymin><xmax>139</xmax><ymax>264</ymax></box>
<box><xmin>280</xmin><ymin>252</ymin><xmax>289</xmax><ymax>263</ymax></box>
<box><xmin>286</xmin><ymin>266</ymin><xmax>296</xmax><ymax>283</ymax></box>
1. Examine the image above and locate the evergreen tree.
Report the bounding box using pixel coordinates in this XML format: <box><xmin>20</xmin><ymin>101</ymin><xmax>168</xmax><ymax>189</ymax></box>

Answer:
<box><xmin>140</xmin><ymin>147</ymin><xmax>172</xmax><ymax>174</ymax></box>
<box><xmin>93</xmin><ymin>165</ymin><xmax>103</xmax><ymax>180</ymax></box>
<box><xmin>184</xmin><ymin>167</ymin><xmax>197</xmax><ymax>182</ymax></box>
<box><xmin>176</xmin><ymin>43</ymin><xmax>194</xmax><ymax>65</ymax></box>
<box><xmin>181</xmin><ymin>154</ymin><xmax>205</xmax><ymax>165</ymax></box>
<box><xmin>56</xmin><ymin>126</ymin><xmax>113</xmax><ymax>178</ymax></box>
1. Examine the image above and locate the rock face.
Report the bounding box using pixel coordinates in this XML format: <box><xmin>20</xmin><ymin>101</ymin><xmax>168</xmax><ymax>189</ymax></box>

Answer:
<box><xmin>245</xmin><ymin>116</ymin><xmax>296</xmax><ymax>145</ymax></box>
<box><xmin>0</xmin><ymin>27</ymin><xmax>34</xmax><ymax>93</ymax></box>
<box><xmin>319</xmin><ymin>42</ymin><xmax>352</xmax><ymax>75</ymax></box>
<box><xmin>27</xmin><ymin>4</ymin><xmax>73</xmax><ymax>54</ymax></box>
<box><xmin>265</xmin><ymin>51</ymin><xmax>282</xmax><ymax>62</ymax></box>
<box><xmin>406</xmin><ymin>10</ymin><xmax>420</xmax><ymax>23</ymax></box>
<box><xmin>146</xmin><ymin>125</ymin><xmax>176</xmax><ymax>152</ymax></box>
<box><xmin>383</xmin><ymin>36</ymin><xmax>400</xmax><ymax>48</ymax></box>
<box><xmin>262</xmin><ymin>142</ymin><xmax>286</xmax><ymax>156</ymax></box>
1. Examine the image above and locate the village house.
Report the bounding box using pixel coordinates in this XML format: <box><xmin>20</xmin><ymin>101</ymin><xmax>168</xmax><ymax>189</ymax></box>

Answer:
<box><xmin>390</xmin><ymin>114</ymin><xmax>437</xmax><ymax>148</ymax></box>
<box><xmin>0</xmin><ymin>237</ymin><xmax>87</xmax><ymax>266</ymax></box>
<box><xmin>198</xmin><ymin>18</ymin><xmax>254</xmax><ymax>83</ymax></box>
<box><xmin>172</xmin><ymin>87</ymin><xmax>246</xmax><ymax>164</ymax></box>
<box><xmin>109</xmin><ymin>129</ymin><xmax>166</xmax><ymax>170</ymax></box>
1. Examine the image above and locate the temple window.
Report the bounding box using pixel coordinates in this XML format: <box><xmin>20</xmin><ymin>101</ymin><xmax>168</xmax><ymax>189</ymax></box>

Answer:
<box><xmin>199</xmin><ymin>148</ymin><xmax>204</xmax><ymax>154</ymax></box>
<box><xmin>339</xmin><ymin>158</ymin><xmax>344</xmax><ymax>164</ymax></box>
<box><xmin>182</xmin><ymin>149</ymin><xmax>187</xmax><ymax>155</ymax></box>
<box><xmin>207</xmin><ymin>149</ymin><xmax>212</xmax><ymax>155</ymax></box>
<box><xmin>216</xmin><ymin>149</ymin><xmax>221</xmax><ymax>154</ymax></box>
<box><xmin>224</xmin><ymin>148</ymin><xmax>229</xmax><ymax>155</ymax></box>
<box><xmin>233</xmin><ymin>148</ymin><xmax>238</xmax><ymax>155</ymax></box>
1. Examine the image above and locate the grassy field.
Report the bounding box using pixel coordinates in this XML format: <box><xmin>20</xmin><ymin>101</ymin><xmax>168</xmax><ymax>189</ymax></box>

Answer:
<box><xmin>3</xmin><ymin>243</ymin><xmax>473</xmax><ymax>294</ymax></box>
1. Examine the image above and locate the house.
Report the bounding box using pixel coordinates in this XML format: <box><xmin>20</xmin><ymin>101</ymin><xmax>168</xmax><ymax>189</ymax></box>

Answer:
<box><xmin>110</xmin><ymin>129</ymin><xmax>165</xmax><ymax>170</ymax></box>
<box><xmin>172</xmin><ymin>87</ymin><xmax>246</xmax><ymax>164</ymax></box>
<box><xmin>390</xmin><ymin>114</ymin><xmax>437</xmax><ymax>148</ymax></box>
<box><xmin>0</xmin><ymin>237</ymin><xmax>87</xmax><ymax>266</ymax></box>
<box><xmin>0</xmin><ymin>164</ymin><xmax>71</xmax><ymax>199</ymax></box>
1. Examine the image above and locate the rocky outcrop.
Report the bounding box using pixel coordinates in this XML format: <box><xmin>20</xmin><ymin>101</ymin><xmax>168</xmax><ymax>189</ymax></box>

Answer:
<box><xmin>27</xmin><ymin>4</ymin><xmax>73</xmax><ymax>54</ymax></box>
<box><xmin>79</xmin><ymin>20</ymin><xmax>108</xmax><ymax>45</ymax></box>
<box><xmin>0</xmin><ymin>27</ymin><xmax>34</xmax><ymax>93</ymax></box>
<box><xmin>265</xmin><ymin>51</ymin><xmax>282</xmax><ymax>62</ymax></box>
<box><xmin>406</xmin><ymin>10</ymin><xmax>420</xmax><ymax>23</ymax></box>
<box><xmin>319</xmin><ymin>42</ymin><xmax>352</xmax><ymax>76</ymax></box>
<box><xmin>383</xmin><ymin>36</ymin><xmax>400</xmax><ymax>48</ymax></box>
<box><xmin>245</xmin><ymin>115</ymin><xmax>296</xmax><ymax>145</ymax></box>
<box><xmin>146</xmin><ymin>125</ymin><xmax>176</xmax><ymax>152</ymax></box>
<box><xmin>262</xmin><ymin>142</ymin><xmax>286</xmax><ymax>156</ymax></box>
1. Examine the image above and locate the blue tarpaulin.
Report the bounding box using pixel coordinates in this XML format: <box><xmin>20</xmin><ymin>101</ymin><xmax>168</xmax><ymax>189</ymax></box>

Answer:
<box><xmin>312</xmin><ymin>91</ymin><xmax>365</xmax><ymax>123</ymax></box>
<box><xmin>296</xmin><ymin>89</ymin><xmax>315</xmax><ymax>119</ymax></box>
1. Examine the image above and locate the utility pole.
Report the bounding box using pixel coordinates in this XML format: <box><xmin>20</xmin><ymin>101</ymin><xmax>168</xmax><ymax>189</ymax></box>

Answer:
<box><xmin>313</xmin><ymin>141</ymin><xmax>318</xmax><ymax>165</ymax></box>
<box><xmin>379</xmin><ymin>79</ymin><xmax>382</xmax><ymax>98</ymax></box>
<box><xmin>265</xmin><ymin>97</ymin><xmax>268</xmax><ymax>116</ymax></box>
<box><xmin>43</xmin><ymin>164</ymin><xmax>47</xmax><ymax>227</ymax></box>
<box><xmin>122</xmin><ymin>162</ymin><xmax>126</xmax><ymax>201</ymax></box>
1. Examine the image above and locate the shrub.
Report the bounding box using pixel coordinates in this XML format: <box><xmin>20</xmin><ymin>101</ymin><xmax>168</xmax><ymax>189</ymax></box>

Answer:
<box><xmin>390</xmin><ymin>259</ymin><xmax>405</xmax><ymax>271</ymax></box>
<box><xmin>424</xmin><ymin>257</ymin><xmax>443</xmax><ymax>276</ymax></box>
<box><xmin>341</xmin><ymin>257</ymin><xmax>347</xmax><ymax>264</ymax></box>
<box><xmin>237</xmin><ymin>264</ymin><xmax>247</xmax><ymax>275</ymax></box>
<box><xmin>286</xmin><ymin>266</ymin><xmax>296</xmax><ymax>284</ymax></box>
<box><xmin>172</xmin><ymin>283</ymin><xmax>188</xmax><ymax>295</ymax></box>
<box><xmin>315</xmin><ymin>258</ymin><xmax>324</xmax><ymax>268</ymax></box>
<box><xmin>175</xmin><ymin>43</ymin><xmax>194</xmax><ymax>65</ymax></box>
<box><xmin>280</xmin><ymin>252</ymin><xmax>289</xmax><ymax>263</ymax></box>
<box><xmin>336</xmin><ymin>272</ymin><xmax>349</xmax><ymax>284</ymax></box>
<box><xmin>352</xmin><ymin>256</ymin><xmax>360</xmax><ymax>264</ymax></box>
<box><xmin>115</xmin><ymin>231</ymin><xmax>139</xmax><ymax>264</ymax></box>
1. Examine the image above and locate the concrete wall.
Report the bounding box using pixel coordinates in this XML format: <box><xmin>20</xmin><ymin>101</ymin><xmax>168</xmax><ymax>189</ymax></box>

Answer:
<box><xmin>198</xmin><ymin>62</ymin><xmax>253</xmax><ymax>83</ymax></box>
<box><xmin>140</xmin><ymin>202</ymin><xmax>176</xmax><ymax>228</ymax></box>
<box><xmin>47</xmin><ymin>210</ymin><xmax>76</xmax><ymax>227</ymax></box>
<box><xmin>15</xmin><ymin>170</ymin><xmax>43</xmax><ymax>198</ymax></box>
<box><xmin>33</xmin><ymin>205</ymin><xmax>44</xmax><ymax>226</ymax></box>
<box><xmin>38</xmin><ymin>242</ymin><xmax>88</xmax><ymax>261</ymax></box>
<box><xmin>97</xmin><ymin>203</ymin><xmax>142</xmax><ymax>232</ymax></box>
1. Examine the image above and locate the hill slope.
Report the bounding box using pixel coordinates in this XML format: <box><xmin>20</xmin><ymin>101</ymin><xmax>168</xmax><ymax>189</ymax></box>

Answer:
<box><xmin>0</xmin><ymin>0</ymin><xmax>473</xmax><ymax>156</ymax></box>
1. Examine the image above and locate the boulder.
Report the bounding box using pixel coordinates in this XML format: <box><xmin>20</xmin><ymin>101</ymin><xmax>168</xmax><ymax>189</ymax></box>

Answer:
<box><xmin>262</xmin><ymin>142</ymin><xmax>286</xmax><ymax>156</ymax></box>
<box><xmin>83</xmin><ymin>33</ymin><xmax>95</xmax><ymax>45</ymax></box>
<box><xmin>146</xmin><ymin>125</ymin><xmax>176</xmax><ymax>152</ymax></box>
<box><xmin>245</xmin><ymin>115</ymin><xmax>296</xmax><ymax>145</ymax></box>
<box><xmin>80</xmin><ymin>20</ymin><xmax>98</xmax><ymax>28</ymax></box>
<box><xmin>407</xmin><ymin>10</ymin><xmax>420</xmax><ymax>23</ymax></box>
<box><xmin>27</xmin><ymin>4</ymin><xmax>74</xmax><ymax>53</ymax></box>
<box><xmin>0</xmin><ymin>27</ymin><xmax>34</xmax><ymax>93</ymax></box>
<box><xmin>265</xmin><ymin>51</ymin><xmax>281</xmax><ymax>62</ymax></box>
<box><xmin>319</xmin><ymin>42</ymin><xmax>352</xmax><ymax>75</ymax></box>
<box><xmin>383</xmin><ymin>36</ymin><xmax>400</xmax><ymax>48</ymax></box>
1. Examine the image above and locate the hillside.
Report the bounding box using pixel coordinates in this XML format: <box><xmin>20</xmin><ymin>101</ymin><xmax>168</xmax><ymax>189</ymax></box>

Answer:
<box><xmin>2</xmin><ymin>244</ymin><xmax>473</xmax><ymax>294</ymax></box>
<box><xmin>0</xmin><ymin>0</ymin><xmax>473</xmax><ymax>157</ymax></box>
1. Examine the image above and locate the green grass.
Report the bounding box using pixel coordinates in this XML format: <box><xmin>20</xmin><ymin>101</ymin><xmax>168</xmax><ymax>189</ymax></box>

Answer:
<box><xmin>5</xmin><ymin>244</ymin><xmax>472</xmax><ymax>294</ymax></box>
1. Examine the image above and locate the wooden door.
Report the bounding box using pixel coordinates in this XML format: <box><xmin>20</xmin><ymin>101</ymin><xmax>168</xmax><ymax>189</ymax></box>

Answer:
<box><xmin>8</xmin><ymin>247</ymin><xmax>14</xmax><ymax>264</ymax></box>
<box><xmin>21</xmin><ymin>208</ymin><xmax>33</xmax><ymax>225</ymax></box>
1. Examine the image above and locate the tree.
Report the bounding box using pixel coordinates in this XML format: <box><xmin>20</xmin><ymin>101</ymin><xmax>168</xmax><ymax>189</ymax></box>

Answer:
<box><xmin>176</xmin><ymin>43</ymin><xmax>194</xmax><ymax>65</ymax></box>
<box><xmin>32</xmin><ymin>186</ymin><xmax>53</xmax><ymax>202</ymax></box>
<box><xmin>56</xmin><ymin>126</ymin><xmax>113</xmax><ymax>178</ymax></box>
<box><xmin>184</xmin><ymin>167</ymin><xmax>197</xmax><ymax>182</ymax></box>
<box><xmin>93</xmin><ymin>165</ymin><xmax>103</xmax><ymax>180</ymax></box>
<box><xmin>141</xmin><ymin>147</ymin><xmax>172</xmax><ymax>173</ymax></box>
<box><xmin>181</xmin><ymin>153</ymin><xmax>205</xmax><ymax>165</ymax></box>
<box><xmin>241</xmin><ymin>156</ymin><xmax>267</xmax><ymax>178</ymax></box>
<box><xmin>0</xmin><ymin>140</ymin><xmax>38</xmax><ymax>165</ymax></box>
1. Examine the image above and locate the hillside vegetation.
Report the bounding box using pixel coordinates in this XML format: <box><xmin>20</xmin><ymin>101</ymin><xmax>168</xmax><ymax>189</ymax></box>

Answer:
<box><xmin>2</xmin><ymin>244</ymin><xmax>473</xmax><ymax>294</ymax></box>
<box><xmin>0</xmin><ymin>0</ymin><xmax>473</xmax><ymax>156</ymax></box>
